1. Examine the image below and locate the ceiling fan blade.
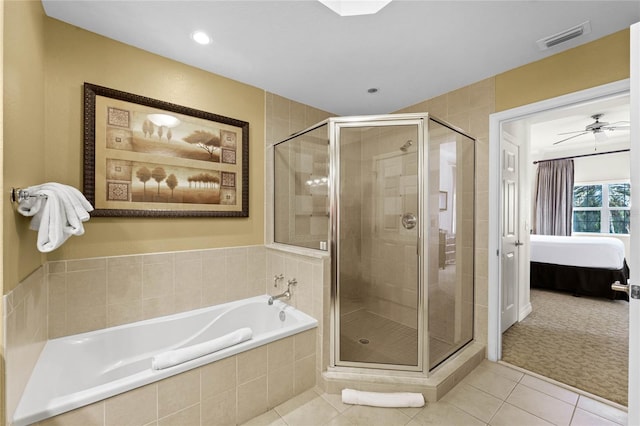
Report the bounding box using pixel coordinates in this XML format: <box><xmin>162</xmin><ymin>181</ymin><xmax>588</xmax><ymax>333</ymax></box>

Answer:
<box><xmin>606</xmin><ymin>121</ymin><xmax>630</xmax><ymax>126</ymax></box>
<box><xmin>553</xmin><ymin>132</ymin><xmax>590</xmax><ymax>145</ymax></box>
<box><xmin>602</xmin><ymin>125</ymin><xmax>630</xmax><ymax>131</ymax></box>
<box><xmin>557</xmin><ymin>130</ymin><xmax>591</xmax><ymax>135</ymax></box>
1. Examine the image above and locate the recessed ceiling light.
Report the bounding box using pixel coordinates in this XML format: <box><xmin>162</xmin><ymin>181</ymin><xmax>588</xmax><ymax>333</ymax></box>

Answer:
<box><xmin>191</xmin><ymin>31</ymin><xmax>211</xmax><ymax>45</ymax></box>
<box><xmin>319</xmin><ymin>0</ymin><xmax>392</xmax><ymax>17</ymax></box>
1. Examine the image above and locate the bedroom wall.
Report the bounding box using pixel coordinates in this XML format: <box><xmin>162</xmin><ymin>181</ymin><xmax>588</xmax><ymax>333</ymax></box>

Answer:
<box><xmin>529</xmin><ymin>150</ymin><xmax>631</xmax><ymax>258</ymax></box>
<box><xmin>573</xmin><ymin>151</ymin><xmax>630</xmax><ymax>183</ymax></box>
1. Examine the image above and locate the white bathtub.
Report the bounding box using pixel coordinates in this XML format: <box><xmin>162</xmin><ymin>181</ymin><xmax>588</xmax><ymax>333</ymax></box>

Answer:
<box><xmin>12</xmin><ymin>295</ymin><xmax>318</xmax><ymax>426</ymax></box>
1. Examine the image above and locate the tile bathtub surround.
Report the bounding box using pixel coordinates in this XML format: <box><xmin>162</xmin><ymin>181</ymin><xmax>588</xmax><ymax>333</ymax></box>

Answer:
<box><xmin>265</xmin><ymin>247</ymin><xmax>330</xmax><ymax>392</ymax></box>
<box><xmin>5</xmin><ymin>244</ymin><xmax>326</xmax><ymax>424</ymax></box>
<box><xmin>4</xmin><ymin>265</ymin><xmax>48</xmax><ymax>423</ymax></box>
<box><xmin>37</xmin><ymin>329</ymin><xmax>317</xmax><ymax>426</ymax></box>
<box><xmin>243</xmin><ymin>360</ymin><xmax>628</xmax><ymax>426</ymax></box>
<box><xmin>47</xmin><ymin>245</ymin><xmax>267</xmax><ymax>339</ymax></box>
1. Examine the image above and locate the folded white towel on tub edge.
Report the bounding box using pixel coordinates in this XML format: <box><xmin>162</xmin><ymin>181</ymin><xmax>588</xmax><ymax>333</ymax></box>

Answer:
<box><xmin>152</xmin><ymin>327</ymin><xmax>253</xmax><ymax>370</ymax></box>
<box><xmin>341</xmin><ymin>388</ymin><xmax>425</xmax><ymax>408</ymax></box>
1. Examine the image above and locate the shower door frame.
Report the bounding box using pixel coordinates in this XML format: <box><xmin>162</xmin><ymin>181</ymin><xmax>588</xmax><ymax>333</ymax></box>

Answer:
<box><xmin>329</xmin><ymin>113</ymin><xmax>430</xmax><ymax>373</ymax></box>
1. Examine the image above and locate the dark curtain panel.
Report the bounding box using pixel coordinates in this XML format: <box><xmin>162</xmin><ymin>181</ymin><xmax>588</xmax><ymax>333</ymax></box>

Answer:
<box><xmin>534</xmin><ymin>159</ymin><xmax>574</xmax><ymax>235</ymax></box>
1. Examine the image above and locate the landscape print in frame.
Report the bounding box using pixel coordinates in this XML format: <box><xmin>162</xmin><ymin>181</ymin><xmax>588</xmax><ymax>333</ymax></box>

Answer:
<box><xmin>83</xmin><ymin>83</ymin><xmax>249</xmax><ymax>217</ymax></box>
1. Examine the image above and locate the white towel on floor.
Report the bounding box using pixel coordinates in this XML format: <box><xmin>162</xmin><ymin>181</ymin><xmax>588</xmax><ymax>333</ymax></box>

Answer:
<box><xmin>341</xmin><ymin>388</ymin><xmax>425</xmax><ymax>408</ymax></box>
<box><xmin>151</xmin><ymin>327</ymin><xmax>253</xmax><ymax>370</ymax></box>
<box><xmin>17</xmin><ymin>183</ymin><xmax>94</xmax><ymax>253</ymax></box>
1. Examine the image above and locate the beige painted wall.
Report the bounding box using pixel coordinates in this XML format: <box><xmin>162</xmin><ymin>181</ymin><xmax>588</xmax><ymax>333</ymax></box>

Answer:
<box><xmin>4</xmin><ymin>2</ymin><xmax>266</xmax><ymax>292</ymax></box>
<box><xmin>3</xmin><ymin>0</ymin><xmax>46</xmax><ymax>294</ymax></box>
<box><xmin>495</xmin><ymin>29</ymin><xmax>630</xmax><ymax>112</ymax></box>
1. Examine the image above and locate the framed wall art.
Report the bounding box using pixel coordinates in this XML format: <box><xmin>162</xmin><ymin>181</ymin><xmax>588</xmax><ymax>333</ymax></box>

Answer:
<box><xmin>83</xmin><ymin>83</ymin><xmax>249</xmax><ymax>217</ymax></box>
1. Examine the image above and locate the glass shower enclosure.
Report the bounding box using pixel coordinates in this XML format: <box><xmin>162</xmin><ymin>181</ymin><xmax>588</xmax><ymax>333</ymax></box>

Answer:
<box><xmin>274</xmin><ymin>113</ymin><xmax>475</xmax><ymax>372</ymax></box>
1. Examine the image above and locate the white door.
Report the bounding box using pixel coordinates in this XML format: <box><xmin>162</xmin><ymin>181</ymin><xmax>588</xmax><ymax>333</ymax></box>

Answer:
<box><xmin>500</xmin><ymin>133</ymin><xmax>519</xmax><ymax>333</ymax></box>
<box><xmin>626</xmin><ymin>21</ymin><xmax>639</xmax><ymax>426</ymax></box>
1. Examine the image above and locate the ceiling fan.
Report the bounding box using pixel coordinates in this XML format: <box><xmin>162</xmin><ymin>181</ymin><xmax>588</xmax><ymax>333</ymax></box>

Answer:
<box><xmin>553</xmin><ymin>113</ymin><xmax>630</xmax><ymax>145</ymax></box>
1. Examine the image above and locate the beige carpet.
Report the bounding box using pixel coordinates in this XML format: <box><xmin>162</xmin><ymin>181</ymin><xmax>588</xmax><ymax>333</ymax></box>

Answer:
<box><xmin>502</xmin><ymin>288</ymin><xmax>628</xmax><ymax>406</ymax></box>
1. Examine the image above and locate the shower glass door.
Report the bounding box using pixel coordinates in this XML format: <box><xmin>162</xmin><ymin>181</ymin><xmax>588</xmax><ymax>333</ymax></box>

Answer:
<box><xmin>427</xmin><ymin>118</ymin><xmax>475</xmax><ymax>370</ymax></box>
<box><xmin>333</xmin><ymin>117</ymin><xmax>423</xmax><ymax>370</ymax></box>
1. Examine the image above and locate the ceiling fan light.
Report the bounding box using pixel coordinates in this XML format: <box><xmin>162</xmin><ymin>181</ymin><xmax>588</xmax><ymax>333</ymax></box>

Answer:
<box><xmin>594</xmin><ymin>131</ymin><xmax>608</xmax><ymax>143</ymax></box>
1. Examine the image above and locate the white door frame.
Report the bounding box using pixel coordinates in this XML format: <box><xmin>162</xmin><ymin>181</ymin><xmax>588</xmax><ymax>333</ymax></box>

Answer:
<box><xmin>487</xmin><ymin>78</ymin><xmax>631</xmax><ymax>361</ymax></box>
<box><xmin>628</xmin><ymin>21</ymin><xmax>639</xmax><ymax>426</ymax></box>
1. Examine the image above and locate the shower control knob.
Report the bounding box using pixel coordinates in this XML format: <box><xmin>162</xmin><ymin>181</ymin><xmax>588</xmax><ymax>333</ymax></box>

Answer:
<box><xmin>402</xmin><ymin>213</ymin><xmax>417</xmax><ymax>230</ymax></box>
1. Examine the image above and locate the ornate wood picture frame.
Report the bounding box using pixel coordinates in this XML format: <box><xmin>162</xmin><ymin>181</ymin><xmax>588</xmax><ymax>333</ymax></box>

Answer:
<box><xmin>83</xmin><ymin>83</ymin><xmax>249</xmax><ymax>217</ymax></box>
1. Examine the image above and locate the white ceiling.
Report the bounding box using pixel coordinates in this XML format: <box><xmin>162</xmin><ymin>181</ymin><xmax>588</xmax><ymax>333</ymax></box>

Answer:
<box><xmin>41</xmin><ymin>0</ymin><xmax>640</xmax><ymax>118</ymax></box>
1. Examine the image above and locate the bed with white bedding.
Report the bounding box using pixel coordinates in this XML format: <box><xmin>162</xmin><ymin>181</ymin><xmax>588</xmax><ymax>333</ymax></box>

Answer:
<box><xmin>529</xmin><ymin>234</ymin><xmax>629</xmax><ymax>300</ymax></box>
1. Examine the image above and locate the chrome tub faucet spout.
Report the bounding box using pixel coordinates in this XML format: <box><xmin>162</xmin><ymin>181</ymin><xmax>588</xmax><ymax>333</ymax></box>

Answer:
<box><xmin>268</xmin><ymin>278</ymin><xmax>297</xmax><ymax>305</ymax></box>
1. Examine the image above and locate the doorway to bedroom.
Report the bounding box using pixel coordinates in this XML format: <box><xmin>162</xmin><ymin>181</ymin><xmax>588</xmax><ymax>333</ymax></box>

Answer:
<box><xmin>489</xmin><ymin>80</ymin><xmax>631</xmax><ymax>405</ymax></box>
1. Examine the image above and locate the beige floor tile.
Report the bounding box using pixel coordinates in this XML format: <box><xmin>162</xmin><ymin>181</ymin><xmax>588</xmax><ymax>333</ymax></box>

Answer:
<box><xmin>323</xmin><ymin>415</ymin><xmax>356</xmax><ymax>426</ymax></box>
<box><xmin>507</xmin><ymin>384</ymin><xmax>574</xmax><ymax>425</ymax></box>
<box><xmin>341</xmin><ymin>405</ymin><xmax>412</xmax><ymax>426</ymax></box>
<box><xmin>281</xmin><ymin>396</ymin><xmax>341</xmax><ymax>426</ymax></box>
<box><xmin>407</xmin><ymin>401</ymin><xmax>485</xmax><ymax>426</ymax></box>
<box><xmin>463</xmin><ymin>366</ymin><xmax>518</xmax><ymax>400</ymax></box>
<box><xmin>486</xmin><ymin>361</ymin><xmax>525</xmax><ymax>382</ymax></box>
<box><xmin>241</xmin><ymin>409</ymin><xmax>287</xmax><ymax>426</ymax></box>
<box><xmin>570</xmin><ymin>408</ymin><xmax>623</xmax><ymax>426</ymax></box>
<box><xmin>577</xmin><ymin>396</ymin><xmax>627</xmax><ymax>425</ymax></box>
<box><xmin>520</xmin><ymin>375</ymin><xmax>579</xmax><ymax>405</ymax></box>
<box><xmin>320</xmin><ymin>392</ymin><xmax>351</xmax><ymax>413</ymax></box>
<box><xmin>442</xmin><ymin>383</ymin><xmax>502</xmax><ymax>423</ymax></box>
<box><xmin>274</xmin><ymin>388</ymin><xmax>321</xmax><ymax>417</ymax></box>
<box><xmin>489</xmin><ymin>403</ymin><xmax>553</xmax><ymax>426</ymax></box>
<box><xmin>241</xmin><ymin>361</ymin><xmax>631</xmax><ymax>426</ymax></box>
<box><xmin>398</xmin><ymin>406</ymin><xmax>423</xmax><ymax>419</ymax></box>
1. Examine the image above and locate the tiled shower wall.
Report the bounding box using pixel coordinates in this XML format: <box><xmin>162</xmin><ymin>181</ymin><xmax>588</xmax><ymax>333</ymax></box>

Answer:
<box><xmin>397</xmin><ymin>77</ymin><xmax>496</xmax><ymax>346</ymax></box>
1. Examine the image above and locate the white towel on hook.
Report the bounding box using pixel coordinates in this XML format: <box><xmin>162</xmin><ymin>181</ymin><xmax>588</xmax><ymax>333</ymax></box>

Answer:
<box><xmin>341</xmin><ymin>389</ymin><xmax>425</xmax><ymax>408</ymax></box>
<box><xmin>16</xmin><ymin>183</ymin><xmax>94</xmax><ymax>252</ymax></box>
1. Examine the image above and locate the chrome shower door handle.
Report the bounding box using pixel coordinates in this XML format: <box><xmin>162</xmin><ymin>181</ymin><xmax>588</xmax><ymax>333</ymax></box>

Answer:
<box><xmin>402</xmin><ymin>213</ymin><xmax>417</xmax><ymax>230</ymax></box>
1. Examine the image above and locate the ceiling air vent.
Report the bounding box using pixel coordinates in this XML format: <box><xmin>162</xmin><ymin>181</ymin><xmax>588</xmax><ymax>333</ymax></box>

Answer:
<box><xmin>536</xmin><ymin>21</ymin><xmax>591</xmax><ymax>50</ymax></box>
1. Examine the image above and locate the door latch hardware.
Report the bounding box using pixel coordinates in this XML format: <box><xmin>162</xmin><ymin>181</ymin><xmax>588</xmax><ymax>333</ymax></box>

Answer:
<box><xmin>611</xmin><ymin>281</ymin><xmax>640</xmax><ymax>299</ymax></box>
<box><xmin>401</xmin><ymin>213</ymin><xmax>417</xmax><ymax>230</ymax></box>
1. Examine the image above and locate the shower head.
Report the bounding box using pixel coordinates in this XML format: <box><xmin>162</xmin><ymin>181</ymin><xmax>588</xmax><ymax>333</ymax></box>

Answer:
<box><xmin>400</xmin><ymin>140</ymin><xmax>413</xmax><ymax>152</ymax></box>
